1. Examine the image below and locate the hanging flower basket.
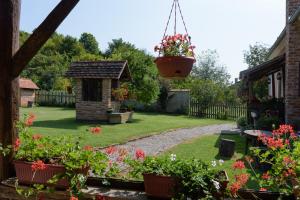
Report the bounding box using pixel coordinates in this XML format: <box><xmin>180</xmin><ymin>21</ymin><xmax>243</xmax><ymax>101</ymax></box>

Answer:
<box><xmin>155</xmin><ymin>56</ymin><xmax>195</xmax><ymax>79</ymax></box>
<box><xmin>154</xmin><ymin>0</ymin><xmax>196</xmax><ymax>79</ymax></box>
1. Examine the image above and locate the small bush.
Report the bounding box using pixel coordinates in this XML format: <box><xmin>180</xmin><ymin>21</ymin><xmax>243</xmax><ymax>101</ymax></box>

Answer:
<box><xmin>256</xmin><ymin>115</ymin><xmax>280</xmax><ymax>131</ymax></box>
<box><xmin>237</xmin><ymin>117</ymin><xmax>247</xmax><ymax>128</ymax></box>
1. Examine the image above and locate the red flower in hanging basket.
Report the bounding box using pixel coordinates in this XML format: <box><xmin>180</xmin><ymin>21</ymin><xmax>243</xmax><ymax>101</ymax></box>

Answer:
<box><xmin>154</xmin><ymin>34</ymin><xmax>196</xmax><ymax>79</ymax></box>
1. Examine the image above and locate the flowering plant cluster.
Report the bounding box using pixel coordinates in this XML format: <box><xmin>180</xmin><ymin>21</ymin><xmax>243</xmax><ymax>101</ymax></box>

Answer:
<box><xmin>0</xmin><ymin>114</ymin><xmax>118</xmax><ymax>200</ymax></box>
<box><xmin>125</xmin><ymin>152</ymin><xmax>225</xmax><ymax>199</ymax></box>
<box><xmin>154</xmin><ymin>33</ymin><xmax>195</xmax><ymax>57</ymax></box>
<box><xmin>111</xmin><ymin>83</ymin><xmax>129</xmax><ymax>102</ymax></box>
<box><xmin>229</xmin><ymin>125</ymin><xmax>300</xmax><ymax>198</ymax></box>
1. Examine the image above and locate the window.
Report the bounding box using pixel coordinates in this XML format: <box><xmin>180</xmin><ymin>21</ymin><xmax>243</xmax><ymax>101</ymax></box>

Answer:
<box><xmin>82</xmin><ymin>79</ymin><xmax>102</xmax><ymax>102</ymax></box>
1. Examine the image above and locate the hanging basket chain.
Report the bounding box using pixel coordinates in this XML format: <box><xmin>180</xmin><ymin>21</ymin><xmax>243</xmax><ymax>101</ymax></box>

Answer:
<box><xmin>174</xmin><ymin>0</ymin><xmax>177</xmax><ymax>35</ymax></box>
<box><xmin>176</xmin><ymin>0</ymin><xmax>190</xmax><ymax>42</ymax></box>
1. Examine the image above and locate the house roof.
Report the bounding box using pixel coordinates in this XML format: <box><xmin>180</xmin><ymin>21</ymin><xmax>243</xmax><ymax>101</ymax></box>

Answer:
<box><xmin>268</xmin><ymin>6</ymin><xmax>300</xmax><ymax>57</ymax></box>
<box><xmin>240</xmin><ymin>54</ymin><xmax>285</xmax><ymax>81</ymax></box>
<box><xmin>65</xmin><ymin>61</ymin><xmax>132</xmax><ymax>80</ymax></box>
<box><xmin>19</xmin><ymin>78</ymin><xmax>39</xmax><ymax>90</ymax></box>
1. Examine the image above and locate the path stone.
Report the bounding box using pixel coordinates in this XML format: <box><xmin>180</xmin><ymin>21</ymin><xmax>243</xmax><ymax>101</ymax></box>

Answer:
<box><xmin>116</xmin><ymin>123</ymin><xmax>235</xmax><ymax>156</ymax></box>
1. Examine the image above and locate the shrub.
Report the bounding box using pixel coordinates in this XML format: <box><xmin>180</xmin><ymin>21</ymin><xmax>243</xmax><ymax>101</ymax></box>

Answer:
<box><xmin>256</xmin><ymin>115</ymin><xmax>280</xmax><ymax>131</ymax></box>
<box><xmin>237</xmin><ymin>117</ymin><xmax>248</xmax><ymax>128</ymax></box>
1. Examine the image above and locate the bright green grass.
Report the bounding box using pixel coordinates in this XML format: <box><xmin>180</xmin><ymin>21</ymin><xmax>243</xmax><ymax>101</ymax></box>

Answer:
<box><xmin>20</xmin><ymin>106</ymin><xmax>232</xmax><ymax>147</ymax></box>
<box><xmin>162</xmin><ymin>134</ymin><xmax>256</xmax><ymax>187</ymax></box>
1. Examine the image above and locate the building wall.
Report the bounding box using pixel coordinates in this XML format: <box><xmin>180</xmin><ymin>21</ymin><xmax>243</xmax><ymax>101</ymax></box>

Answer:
<box><xmin>166</xmin><ymin>89</ymin><xmax>190</xmax><ymax>114</ymax></box>
<box><xmin>20</xmin><ymin>89</ymin><xmax>35</xmax><ymax>107</ymax></box>
<box><xmin>75</xmin><ymin>79</ymin><xmax>114</xmax><ymax>121</ymax></box>
<box><xmin>285</xmin><ymin>0</ymin><xmax>300</xmax><ymax>125</ymax></box>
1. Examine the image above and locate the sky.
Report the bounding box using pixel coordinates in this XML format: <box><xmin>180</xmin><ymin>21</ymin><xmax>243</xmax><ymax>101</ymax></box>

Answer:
<box><xmin>20</xmin><ymin>0</ymin><xmax>286</xmax><ymax>81</ymax></box>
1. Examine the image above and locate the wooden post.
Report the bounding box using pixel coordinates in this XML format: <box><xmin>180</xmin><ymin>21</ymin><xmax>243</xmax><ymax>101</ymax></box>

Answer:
<box><xmin>0</xmin><ymin>0</ymin><xmax>80</xmax><ymax>181</ymax></box>
<box><xmin>0</xmin><ymin>0</ymin><xmax>21</xmax><ymax>181</ymax></box>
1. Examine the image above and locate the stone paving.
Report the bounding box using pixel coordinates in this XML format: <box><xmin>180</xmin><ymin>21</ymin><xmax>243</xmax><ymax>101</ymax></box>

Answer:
<box><xmin>116</xmin><ymin>123</ymin><xmax>236</xmax><ymax>156</ymax></box>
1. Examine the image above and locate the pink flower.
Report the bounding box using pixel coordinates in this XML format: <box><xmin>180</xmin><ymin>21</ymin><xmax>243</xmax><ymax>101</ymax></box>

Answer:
<box><xmin>232</xmin><ymin>161</ymin><xmax>245</xmax><ymax>170</ymax></box>
<box><xmin>70</xmin><ymin>196</ymin><xmax>78</xmax><ymax>200</ymax></box>
<box><xmin>235</xmin><ymin>173</ymin><xmax>249</xmax><ymax>185</ymax></box>
<box><xmin>230</xmin><ymin>182</ymin><xmax>241</xmax><ymax>196</ymax></box>
<box><xmin>135</xmin><ymin>149</ymin><xmax>145</xmax><ymax>159</ymax></box>
<box><xmin>25</xmin><ymin>113</ymin><xmax>36</xmax><ymax>126</ymax></box>
<box><xmin>262</xmin><ymin>172</ymin><xmax>271</xmax><ymax>180</ymax></box>
<box><xmin>31</xmin><ymin>160</ymin><xmax>46</xmax><ymax>171</ymax></box>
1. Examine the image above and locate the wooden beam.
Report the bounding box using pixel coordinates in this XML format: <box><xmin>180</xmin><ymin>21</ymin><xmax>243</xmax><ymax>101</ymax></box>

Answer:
<box><xmin>0</xmin><ymin>0</ymin><xmax>20</xmax><ymax>181</ymax></box>
<box><xmin>11</xmin><ymin>0</ymin><xmax>80</xmax><ymax>78</ymax></box>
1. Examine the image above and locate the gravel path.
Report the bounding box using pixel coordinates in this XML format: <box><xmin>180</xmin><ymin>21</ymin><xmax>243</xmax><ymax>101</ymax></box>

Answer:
<box><xmin>116</xmin><ymin>123</ymin><xmax>235</xmax><ymax>156</ymax></box>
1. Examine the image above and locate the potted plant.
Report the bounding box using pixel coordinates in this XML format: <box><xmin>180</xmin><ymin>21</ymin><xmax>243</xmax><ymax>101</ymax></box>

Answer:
<box><xmin>0</xmin><ymin>114</ymin><xmax>118</xmax><ymax>199</ymax></box>
<box><xmin>229</xmin><ymin>125</ymin><xmax>299</xmax><ymax>199</ymax></box>
<box><xmin>154</xmin><ymin>33</ymin><xmax>196</xmax><ymax>79</ymax></box>
<box><xmin>126</xmin><ymin>151</ymin><xmax>228</xmax><ymax>199</ymax></box>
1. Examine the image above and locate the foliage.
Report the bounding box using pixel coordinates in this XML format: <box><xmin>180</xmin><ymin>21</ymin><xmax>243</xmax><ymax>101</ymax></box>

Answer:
<box><xmin>106</xmin><ymin>39</ymin><xmax>160</xmax><ymax>104</ymax></box>
<box><xmin>111</xmin><ymin>83</ymin><xmax>129</xmax><ymax>102</ymax></box>
<box><xmin>244</xmin><ymin>42</ymin><xmax>270</xmax><ymax>68</ymax></box>
<box><xmin>256</xmin><ymin>115</ymin><xmax>280</xmax><ymax>131</ymax></box>
<box><xmin>237</xmin><ymin>117</ymin><xmax>248</xmax><ymax>128</ymax></box>
<box><xmin>229</xmin><ymin>125</ymin><xmax>300</xmax><ymax>197</ymax></box>
<box><xmin>79</xmin><ymin>32</ymin><xmax>100</xmax><ymax>55</ymax></box>
<box><xmin>20</xmin><ymin>31</ymin><xmax>102</xmax><ymax>91</ymax></box>
<box><xmin>126</xmin><ymin>154</ymin><xmax>224</xmax><ymax>199</ymax></box>
<box><xmin>154</xmin><ymin>34</ymin><xmax>195</xmax><ymax>57</ymax></box>
<box><xmin>253</xmin><ymin>77</ymin><xmax>269</xmax><ymax>102</ymax></box>
<box><xmin>0</xmin><ymin>114</ymin><xmax>117</xmax><ymax>199</ymax></box>
<box><xmin>192</xmin><ymin>50</ymin><xmax>230</xmax><ymax>86</ymax></box>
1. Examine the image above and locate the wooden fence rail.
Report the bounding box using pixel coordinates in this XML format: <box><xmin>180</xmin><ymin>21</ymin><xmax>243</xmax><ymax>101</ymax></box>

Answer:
<box><xmin>189</xmin><ymin>99</ymin><xmax>247</xmax><ymax>120</ymax></box>
<box><xmin>35</xmin><ymin>90</ymin><xmax>75</xmax><ymax>107</ymax></box>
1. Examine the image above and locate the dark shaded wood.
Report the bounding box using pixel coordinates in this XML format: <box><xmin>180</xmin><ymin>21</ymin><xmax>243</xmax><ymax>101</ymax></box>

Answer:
<box><xmin>0</xmin><ymin>0</ymin><xmax>80</xmax><ymax>181</ymax></box>
<box><xmin>12</xmin><ymin>0</ymin><xmax>80</xmax><ymax>78</ymax></box>
<box><xmin>0</xmin><ymin>0</ymin><xmax>20</xmax><ymax>181</ymax></box>
<box><xmin>219</xmin><ymin>138</ymin><xmax>235</xmax><ymax>158</ymax></box>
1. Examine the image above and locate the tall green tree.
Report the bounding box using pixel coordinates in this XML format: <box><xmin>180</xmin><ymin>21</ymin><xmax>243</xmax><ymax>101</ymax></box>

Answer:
<box><xmin>244</xmin><ymin>42</ymin><xmax>270</xmax><ymax>68</ymax></box>
<box><xmin>107</xmin><ymin>39</ymin><xmax>160</xmax><ymax>104</ymax></box>
<box><xmin>79</xmin><ymin>32</ymin><xmax>100</xmax><ymax>55</ymax></box>
<box><xmin>191</xmin><ymin>50</ymin><xmax>230</xmax><ymax>85</ymax></box>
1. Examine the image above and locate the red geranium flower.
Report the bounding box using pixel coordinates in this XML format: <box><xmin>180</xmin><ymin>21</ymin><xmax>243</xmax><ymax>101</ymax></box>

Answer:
<box><xmin>70</xmin><ymin>196</ymin><xmax>78</xmax><ymax>200</ymax></box>
<box><xmin>118</xmin><ymin>148</ymin><xmax>128</xmax><ymax>157</ymax></box>
<box><xmin>25</xmin><ymin>113</ymin><xmax>36</xmax><ymax>126</ymax></box>
<box><xmin>83</xmin><ymin>145</ymin><xmax>93</xmax><ymax>151</ymax></box>
<box><xmin>32</xmin><ymin>134</ymin><xmax>43</xmax><ymax>140</ymax></box>
<box><xmin>229</xmin><ymin>182</ymin><xmax>241</xmax><ymax>196</ymax></box>
<box><xmin>31</xmin><ymin>160</ymin><xmax>46</xmax><ymax>171</ymax></box>
<box><xmin>262</xmin><ymin>172</ymin><xmax>271</xmax><ymax>180</ymax></box>
<box><xmin>232</xmin><ymin>161</ymin><xmax>245</xmax><ymax>170</ymax></box>
<box><xmin>105</xmin><ymin>146</ymin><xmax>117</xmax><ymax>155</ymax></box>
<box><xmin>259</xmin><ymin>188</ymin><xmax>267</xmax><ymax>192</ymax></box>
<box><xmin>135</xmin><ymin>148</ymin><xmax>145</xmax><ymax>159</ymax></box>
<box><xmin>235</xmin><ymin>173</ymin><xmax>249</xmax><ymax>185</ymax></box>
<box><xmin>90</xmin><ymin>127</ymin><xmax>102</xmax><ymax>135</ymax></box>
<box><xmin>13</xmin><ymin>138</ymin><xmax>21</xmax><ymax>151</ymax></box>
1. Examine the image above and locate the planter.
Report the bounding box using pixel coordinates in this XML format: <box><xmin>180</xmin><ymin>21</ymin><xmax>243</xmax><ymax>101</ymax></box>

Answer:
<box><xmin>87</xmin><ymin>177</ymin><xmax>144</xmax><ymax>191</ymax></box>
<box><xmin>143</xmin><ymin>173</ymin><xmax>178</xmax><ymax>199</ymax></box>
<box><xmin>108</xmin><ymin>112</ymin><xmax>133</xmax><ymax>124</ymax></box>
<box><xmin>237</xmin><ymin>189</ymin><xmax>295</xmax><ymax>200</ymax></box>
<box><xmin>14</xmin><ymin>160</ymin><xmax>88</xmax><ymax>189</ymax></box>
<box><xmin>155</xmin><ymin>56</ymin><xmax>195</xmax><ymax>79</ymax></box>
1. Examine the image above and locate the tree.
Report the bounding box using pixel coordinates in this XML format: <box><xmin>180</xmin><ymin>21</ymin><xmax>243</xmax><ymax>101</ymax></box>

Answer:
<box><xmin>191</xmin><ymin>50</ymin><xmax>230</xmax><ymax>85</ymax></box>
<box><xmin>244</xmin><ymin>42</ymin><xmax>270</xmax><ymax>68</ymax></box>
<box><xmin>107</xmin><ymin>39</ymin><xmax>160</xmax><ymax>104</ymax></box>
<box><xmin>79</xmin><ymin>32</ymin><xmax>100</xmax><ymax>55</ymax></box>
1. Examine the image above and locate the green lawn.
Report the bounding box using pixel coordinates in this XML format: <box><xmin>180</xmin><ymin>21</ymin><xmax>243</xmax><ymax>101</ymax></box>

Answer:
<box><xmin>20</xmin><ymin>107</ymin><xmax>231</xmax><ymax>147</ymax></box>
<box><xmin>162</xmin><ymin>134</ymin><xmax>249</xmax><ymax>185</ymax></box>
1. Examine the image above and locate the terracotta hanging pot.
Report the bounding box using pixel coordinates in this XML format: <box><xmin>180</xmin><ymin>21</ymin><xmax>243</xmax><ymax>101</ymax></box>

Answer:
<box><xmin>155</xmin><ymin>56</ymin><xmax>195</xmax><ymax>79</ymax></box>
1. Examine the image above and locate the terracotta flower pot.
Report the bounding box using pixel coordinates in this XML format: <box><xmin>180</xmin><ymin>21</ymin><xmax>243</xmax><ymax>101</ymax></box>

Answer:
<box><xmin>155</xmin><ymin>56</ymin><xmax>195</xmax><ymax>79</ymax></box>
<box><xmin>143</xmin><ymin>173</ymin><xmax>178</xmax><ymax>199</ymax></box>
<box><xmin>14</xmin><ymin>160</ymin><xmax>88</xmax><ymax>189</ymax></box>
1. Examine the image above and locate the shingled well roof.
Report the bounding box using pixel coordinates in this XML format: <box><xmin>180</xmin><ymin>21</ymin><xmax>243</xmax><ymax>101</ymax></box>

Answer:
<box><xmin>65</xmin><ymin>61</ymin><xmax>131</xmax><ymax>80</ymax></box>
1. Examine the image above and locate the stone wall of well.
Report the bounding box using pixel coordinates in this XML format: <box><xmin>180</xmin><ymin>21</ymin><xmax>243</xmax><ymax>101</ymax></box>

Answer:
<box><xmin>75</xmin><ymin>79</ymin><xmax>119</xmax><ymax>121</ymax></box>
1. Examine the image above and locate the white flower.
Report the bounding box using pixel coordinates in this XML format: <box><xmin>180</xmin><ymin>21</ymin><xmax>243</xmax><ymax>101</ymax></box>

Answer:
<box><xmin>212</xmin><ymin>180</ymin><xmax>220</xmax><ymax>190</ymax></box>
<box><xmin>170</xmin><ymin>154</ymin><xmax>177</xmax><ymax>161</ymax></box>
<box><xmin>211</xmin><ymin>160</ymin><xmax>217</xmax><ymax>167</ymax></box>
<box><xmin>219</xmin><ymin>159</ymin><xmax>224</xmax><ymax>166</ymax></box>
